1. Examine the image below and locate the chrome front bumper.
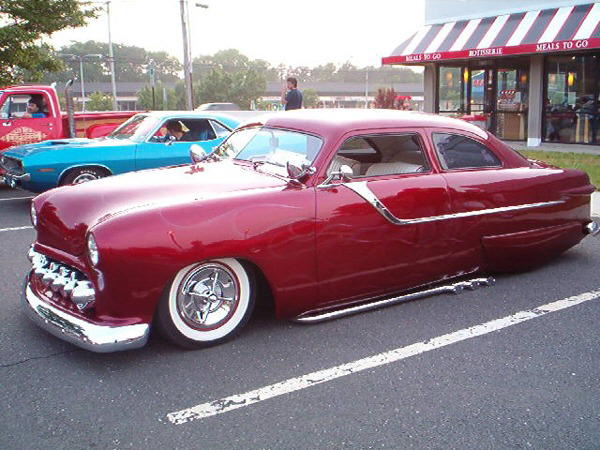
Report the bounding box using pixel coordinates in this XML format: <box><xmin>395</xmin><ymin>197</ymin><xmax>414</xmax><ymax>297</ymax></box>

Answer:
<box><xmin>4</xmin><ymin>172</ymin><xmax>30</xmax><ymax>188</ymax></box>
<box><xmin>23</xmin><ymin>277</ymin><xmax>150</xmax><ymax>353</ymax></box>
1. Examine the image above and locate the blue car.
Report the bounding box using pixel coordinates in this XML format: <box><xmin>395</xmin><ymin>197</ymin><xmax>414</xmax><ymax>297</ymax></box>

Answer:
<box><xmin>0</xmin><ymin>111</ymin><xmax>240</xmax><ymax>192</ymax></box>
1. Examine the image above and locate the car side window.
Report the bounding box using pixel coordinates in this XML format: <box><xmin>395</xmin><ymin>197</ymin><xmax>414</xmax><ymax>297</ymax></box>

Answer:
<box><xmin>327</xmin><ymin>133</ymin><xmax>430</xmax><ymax>178</ymax></box>
<box><xmin>0</xmin><ymin>95</ymin><xmax>32</xmax><ymax>118</ymax></box>
<box><xmin>152</xmin><ymin>118</ymin><xmax>217</xmax><ymax>143</ymax></box>
<box><xmin>209</xmin><ymin>120</ymin><xmax>231</xmax><ymax>139</ymax></box>
<box><xmin>432</xmin><ymin>133</ymin><xmax>501</xmax><ymax>170</ymax></box>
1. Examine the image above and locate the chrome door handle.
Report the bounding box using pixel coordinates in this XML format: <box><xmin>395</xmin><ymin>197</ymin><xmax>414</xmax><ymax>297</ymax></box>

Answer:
<box><xmin>2</xmin><ymin>122</ymin><xmax>11</xmax><ymax>126</ymax></box>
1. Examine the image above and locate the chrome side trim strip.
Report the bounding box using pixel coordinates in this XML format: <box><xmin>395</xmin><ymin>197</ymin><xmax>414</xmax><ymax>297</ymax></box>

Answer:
<box><xmin>294</xmin><ymin>277</ymin><xmax>496</xmax><ymax>324</ymax></box>
<box><xmin>342</xmin><ymin>181</ymin><xmax>565</xmax><ymax>226</ymax></box>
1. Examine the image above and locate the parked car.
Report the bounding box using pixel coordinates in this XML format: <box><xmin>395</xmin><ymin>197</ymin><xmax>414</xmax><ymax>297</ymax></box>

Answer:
<box><xmin>196</xmin><ymin>102</ymin><xmax>241</xmax><ymax>111</ymax></box>
<box><xmin>0</xmin><ymin>111</ymin><xmax>239</xmax><ymax>192</ymax></box>
<box><xmin>0</xmin><ymin>84</ymin><xmax>137</xmax><ymax>183</ymax></box>
<box><xmin>23</xmin><ymin>109</ymin><xmax>598</xmax><ymax>352</ymax></box>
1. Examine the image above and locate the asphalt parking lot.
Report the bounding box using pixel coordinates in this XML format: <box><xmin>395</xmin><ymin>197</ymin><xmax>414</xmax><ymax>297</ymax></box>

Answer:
<box><xmin>1</xmin><ymin>184</ymin><xmax>599</xmax><ymax>449</ymax></box>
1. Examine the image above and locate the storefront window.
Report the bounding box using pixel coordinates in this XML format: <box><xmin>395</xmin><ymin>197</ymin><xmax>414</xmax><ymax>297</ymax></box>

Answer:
<box><xmin>545</xmin><ymin>54</ymin><xmax>600</xmax><ymax>144</ymax></box>
<box><xmin>438</xmin><ymin>66</ymin><xmax>465</xmax><ymax>114</ymax></box>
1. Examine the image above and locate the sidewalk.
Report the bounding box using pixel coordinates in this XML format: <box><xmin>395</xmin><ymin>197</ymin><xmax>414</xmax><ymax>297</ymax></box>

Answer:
<box><xmin>507</xmin><ymin>141</ymin><xmax>600</xmax><ymax>155</ymax></box>
<box><xmin>593</xmin><ymin>192</ymin><xmax>599</xmax><ymax>217</ymax></box>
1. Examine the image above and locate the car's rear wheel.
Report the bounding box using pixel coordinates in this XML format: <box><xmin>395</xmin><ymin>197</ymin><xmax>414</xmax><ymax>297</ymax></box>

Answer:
<box><xmin>156</xmin><ymin>258</ymin><xmax>255</xmax><ymax>349</ymax></box>
<box><xmin>61</xmin><ymin>167</ymin><xmax>108</xmax><ymax>186</ymax></box>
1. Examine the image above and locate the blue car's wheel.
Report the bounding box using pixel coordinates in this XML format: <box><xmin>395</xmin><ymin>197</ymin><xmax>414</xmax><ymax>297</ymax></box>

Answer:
<box><xmin>61</xmin><ymin>167</ymin><xmax>109</xmax><ymax>186</ymax></box>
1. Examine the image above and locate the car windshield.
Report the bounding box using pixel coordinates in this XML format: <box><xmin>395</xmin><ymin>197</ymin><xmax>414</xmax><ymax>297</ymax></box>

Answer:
<box><xmin>108</xmin><ymin>114</ymin><xmax>160</xmax><ymax>141</ymax></box>
<box><xmin>212</xmin><ymin>126</ymin><xmax>323</xmax><ymax>175</ymax></box>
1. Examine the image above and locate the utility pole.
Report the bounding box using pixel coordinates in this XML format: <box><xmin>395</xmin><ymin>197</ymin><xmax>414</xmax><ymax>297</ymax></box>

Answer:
<box><xmin>180</xmin><ymin>0</ymin><xmax>193</xmax><ymax>110</ymax></box>
<box><xmin>106</xmin><ymin>1</ymin><xmax>118</xmax><ymax>110</ymax></box>
<box><xmin>365</xmin><ymin>69</ymin><xmax>369</xmax><ymax>108</ymax></box>
<box><xmin>79</xmin><ymin>58</ymin><xmax>86</xmax><ymax>111</ymax></box>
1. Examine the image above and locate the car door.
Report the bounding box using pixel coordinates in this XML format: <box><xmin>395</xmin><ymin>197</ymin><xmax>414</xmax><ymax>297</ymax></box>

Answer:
<box><xmin>0</xmin><ymin>92</ymin><xmax>59</xmax><ymax>150</ymax></box>
<box><xmin>135</xmin><ymin>118</ymin><xmax>228</xmax><ymax>170</ymax></box>
<box><xmin>427</xmin><ymin>129</ymin><xmax>546</xmax><ymax>272</ymax></box>
<box><xmin>315</xmin><ymin>129</ymin><xmax>457</xmax><ymax>308</ymax></box>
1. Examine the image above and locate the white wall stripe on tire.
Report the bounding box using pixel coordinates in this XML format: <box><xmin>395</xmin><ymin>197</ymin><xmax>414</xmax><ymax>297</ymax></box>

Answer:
<box><xmin>0</xmin><ymin>226</ymin><xmax>34</xmax><ymax>233</ymax></box>
<box><xmin>166</xmin><ymin>289</ymin><xmax>600</xmax><ymax>425</ymax></box>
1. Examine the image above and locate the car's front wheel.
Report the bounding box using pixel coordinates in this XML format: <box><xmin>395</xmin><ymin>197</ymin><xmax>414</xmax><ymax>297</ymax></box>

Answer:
<box><xmin>61</xmin><ymin>167</ymin><xmax>109</xmax><ymax>185</ymax></box>
<box><xmin>156</xmin><ymin>258</ymin><xmax>255</xmax><ymax>349</ymax></box>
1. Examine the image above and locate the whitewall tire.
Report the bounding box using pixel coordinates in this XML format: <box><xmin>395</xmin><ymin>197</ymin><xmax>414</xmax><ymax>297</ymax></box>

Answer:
<box><xmin>156</xmin><ymin>258</ymin><xmax>255</xmax><ymax>349</ymax></box>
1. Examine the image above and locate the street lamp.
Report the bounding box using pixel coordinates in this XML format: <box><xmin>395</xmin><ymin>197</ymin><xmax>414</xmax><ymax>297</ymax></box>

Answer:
<box><xmin>60</xmin><ymin>54</ymin><xmax>104</xmax><ymax>111</ymax></box>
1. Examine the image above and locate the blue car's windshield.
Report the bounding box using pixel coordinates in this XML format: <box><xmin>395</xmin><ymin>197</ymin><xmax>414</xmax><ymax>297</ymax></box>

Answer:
<box><xmin>108</xmin><ymin>114</ymin><xmax>160</xmax><ymax>141</ymax></box>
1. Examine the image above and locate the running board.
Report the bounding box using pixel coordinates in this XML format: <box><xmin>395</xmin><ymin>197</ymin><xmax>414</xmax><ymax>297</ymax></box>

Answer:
<box><xmin>293</xmin><ymin>277</ymin><xmax>496</xmax><ymax>324</ymax></box>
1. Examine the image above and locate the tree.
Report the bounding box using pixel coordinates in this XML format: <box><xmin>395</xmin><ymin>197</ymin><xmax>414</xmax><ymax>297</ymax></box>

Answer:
<box><xmin>193</xmin><ymin>50</ymin><xmax>266</xmax><ymax>109</ymax></box>
<box><xmin>137</xmin><ymin>82</ymin><xmax>185</xmax><ymax>110</ymax></box>
<box><xmin>0</xmin><ymin>0</ymin><xmax>97</xmax><ymax>85</ymax></box>
<box><xmin>31</xmin><ymin>40</ymin><xmax>182</xmax><ymax>84</ymax></box>
<box><xmin>374</xmin><ymin>88</ymin><xmax>397</xmax><ymax>109</ymax></box>
<box><xmin>86</xmin><ymin>92</ymin><xmax>113</xmax><ymax>111</ymax></box>
<box><xmin>302</xmin><ymin>89</ymin><xmax>319</xmax><ymax>108</ymax></box>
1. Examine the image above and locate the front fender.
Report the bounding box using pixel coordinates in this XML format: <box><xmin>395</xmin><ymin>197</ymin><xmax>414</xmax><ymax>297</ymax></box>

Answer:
<box><xmin>90</xmin><ymin>186</ymin><xmax>317</xmax><ymax>322</ymax></box>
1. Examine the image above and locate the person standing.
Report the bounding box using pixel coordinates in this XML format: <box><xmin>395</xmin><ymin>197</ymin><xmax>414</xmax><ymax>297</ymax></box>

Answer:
<box><xmin>281</xmin><ymin>77</ymin><xmax>303</xmax><ymax>110</ymax></box>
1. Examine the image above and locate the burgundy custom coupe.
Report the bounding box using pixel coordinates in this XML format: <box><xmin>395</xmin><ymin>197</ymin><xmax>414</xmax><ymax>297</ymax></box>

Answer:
<box><xmin>24</xmin><ymin>110</ymin><xmax>598</xmax><ymax>352</ymax></box>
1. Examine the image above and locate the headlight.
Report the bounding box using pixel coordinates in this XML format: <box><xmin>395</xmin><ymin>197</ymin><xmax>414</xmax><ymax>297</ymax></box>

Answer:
<box><xmin>30</xmin><ymin>203</ymin><xmax>37</xmax><ymax>227</ymax></box>
<box><xmin>87</xmin><ymin>233</ymin><xmax>99</xmax><ymax>266</ymax></box>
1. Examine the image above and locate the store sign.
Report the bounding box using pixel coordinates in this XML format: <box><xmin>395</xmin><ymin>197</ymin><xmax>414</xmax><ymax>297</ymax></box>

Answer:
<box><xmin>382</xmin><ymin>38</ymin><xmax>600</xmax><ymax>65</ymax></box>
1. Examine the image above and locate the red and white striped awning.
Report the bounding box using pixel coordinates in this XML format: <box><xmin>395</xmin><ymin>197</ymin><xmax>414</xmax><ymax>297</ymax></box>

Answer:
<box><xmin>382</xmin><ymin>3</ymin><xmax>600</xmax><ymax>65</ymax></box>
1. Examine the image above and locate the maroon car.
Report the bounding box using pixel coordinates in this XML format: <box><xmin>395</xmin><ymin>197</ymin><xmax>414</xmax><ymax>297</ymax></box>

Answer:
<box><xmin>24</xmin><ymin>109</ymin><xmax>598</xmax><ymax>352</ymax></box>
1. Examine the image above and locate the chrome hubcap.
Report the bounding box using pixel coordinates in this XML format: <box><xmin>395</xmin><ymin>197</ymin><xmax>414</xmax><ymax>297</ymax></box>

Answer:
<box><xmin>72</xmin><ymin>173</ymin><xmax>99</xmax><ymax>184</ymax></box>
<box><xmin>177</xmin><ymin>263</ymin><xmax>239</xmax><ymax>329</ymax></box>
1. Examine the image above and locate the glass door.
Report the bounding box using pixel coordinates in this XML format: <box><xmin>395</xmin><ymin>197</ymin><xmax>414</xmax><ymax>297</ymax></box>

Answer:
<box><xmin>495</xmin><ymin>67</ymin><xmax>529</xmax><ymax>141</ymax></box>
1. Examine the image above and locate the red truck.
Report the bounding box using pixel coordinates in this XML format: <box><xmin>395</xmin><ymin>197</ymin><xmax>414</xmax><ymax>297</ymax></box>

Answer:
<box><xmin>0</xmin><ymin>84</ymin><xmax>137</xmax><ymax>183</ymax></box>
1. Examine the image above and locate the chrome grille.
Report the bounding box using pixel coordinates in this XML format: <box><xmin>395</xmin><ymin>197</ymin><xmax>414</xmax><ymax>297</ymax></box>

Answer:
<box><xmin>28</xmin><ymin>248</ymin><xmax>96</xmax><ymax>311</ymax></box>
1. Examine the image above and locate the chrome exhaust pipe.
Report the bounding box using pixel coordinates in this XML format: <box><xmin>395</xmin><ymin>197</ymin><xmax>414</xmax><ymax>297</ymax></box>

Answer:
<box><xmin>293</xmin><ymin>277</ymin><xmax>496</xmax><ymax>324</ymax></box>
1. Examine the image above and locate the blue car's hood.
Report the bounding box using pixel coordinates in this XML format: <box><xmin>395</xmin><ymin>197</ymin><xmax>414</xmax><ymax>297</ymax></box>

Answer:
<box><xmin>3</xmin><ymin>137</ymin><xmax>135</xmax><ymax>159</ymax></box>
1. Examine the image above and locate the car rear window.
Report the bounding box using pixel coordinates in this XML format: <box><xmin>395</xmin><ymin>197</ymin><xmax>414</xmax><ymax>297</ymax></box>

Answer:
<box><xmin>432</xmin><ymin>133</ymin><xmax>501</xmax><ymax>170</ymax></box>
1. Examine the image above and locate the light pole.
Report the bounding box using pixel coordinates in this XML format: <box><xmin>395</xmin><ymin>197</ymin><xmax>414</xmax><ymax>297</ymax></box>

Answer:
<box><xmin>105</xmin><ymin>1</ymin><xmax>118</xmax><ymax>110</ymax></box>
<box><xmin>60</xmin><ymin>54</ymin><xmax>103</xmax><ymax>111</ymax></box>
<box><xmin>180</xmin><ymin>1</ymin><xmax>208</xmax><ymax>110</ymax></box>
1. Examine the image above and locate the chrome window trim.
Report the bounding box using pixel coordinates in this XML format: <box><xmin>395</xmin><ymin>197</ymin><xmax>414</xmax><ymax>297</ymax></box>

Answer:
<box><xmin>341</xmin><ymin>181</ymin><xmax>565</xmax><ymax>226</ymax></box>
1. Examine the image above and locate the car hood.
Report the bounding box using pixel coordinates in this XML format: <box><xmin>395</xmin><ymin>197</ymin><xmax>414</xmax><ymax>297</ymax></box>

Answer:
<box><xmin>3</xmin><ymin>137</ymin><xmax>134</xmax><ymax>159</ymax></box>
<box><xmin>33</xmin><ymin>161</ymin><xmax>289</xmax><ymax>255</ymax></box>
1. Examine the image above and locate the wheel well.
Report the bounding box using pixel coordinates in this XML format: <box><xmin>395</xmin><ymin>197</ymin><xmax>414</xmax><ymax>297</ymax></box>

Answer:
<box><xmin>238</xmin><ymin>258</ymin><xmax>275</xmax><ymax>314</ymax></box>
<box><xmin>59</xmin><ymin>165</ymin><xmax>112</xmax><ymax>185</ymax></box>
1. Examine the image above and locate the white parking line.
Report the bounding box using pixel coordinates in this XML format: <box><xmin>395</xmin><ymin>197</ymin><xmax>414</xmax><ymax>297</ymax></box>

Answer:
<box><xmin>166</xmin><ymin>289</ymin><xmax>600</xmax><ymax>425</ymax></box>
<box><xmin>0</xmin><ymin>226</ymin><xmax>34</xmax><ymax>233</ymax></box>
<box><xmin>0</xmin><ymin>196</ymin><xmax>34</xmax><ymax>202</ymax></box>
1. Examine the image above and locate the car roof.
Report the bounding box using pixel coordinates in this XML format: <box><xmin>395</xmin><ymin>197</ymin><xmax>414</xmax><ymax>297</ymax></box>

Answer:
<box><xmin>258</xmin><ymin>109</ymin><xmax>488</xmax><ymax>139</ymax></box>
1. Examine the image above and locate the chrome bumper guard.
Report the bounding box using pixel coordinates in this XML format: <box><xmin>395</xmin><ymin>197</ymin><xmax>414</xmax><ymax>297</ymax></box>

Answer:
<box><xmin>23</xmin><ymin>248</ymin><xmax>149</xmax><ymax>352</ymax></box>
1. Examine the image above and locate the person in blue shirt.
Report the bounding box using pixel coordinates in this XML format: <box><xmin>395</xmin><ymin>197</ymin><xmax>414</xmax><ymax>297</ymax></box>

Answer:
<box><xmin>281</xmin><ymin>77</ymin><xmax>303</xmax><ymax>111</ymax></box>
<box><xmin>22</xmin><ymin>97</ymin><xmax>47</xmax><ymax>119</ymax></box>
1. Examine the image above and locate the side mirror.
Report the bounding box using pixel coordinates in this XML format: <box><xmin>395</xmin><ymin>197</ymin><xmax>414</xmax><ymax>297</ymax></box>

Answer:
<box><xmin>331</xmin><ymin>164</ymin><xmax>353</xmax><ymax>182</ymax></box>
<box><xmin>165</xmin><ymin>135</ymin><xmax>177</xmax><ymax>146</ymax></box>
<box><xmin>286</xmin><ymin>161</ymin><xmax>315</xmax><ymax>183</ymax></box>
<box><xmin>189</xmin><ymin>144</ymin><xmax>208</xmax><ymax>163</ymax></box>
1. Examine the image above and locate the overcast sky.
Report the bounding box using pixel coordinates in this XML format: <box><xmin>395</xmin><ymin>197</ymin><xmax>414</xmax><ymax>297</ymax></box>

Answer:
<box><xmin>49</xmin><ymin>0</ymin><xmax>425</xmax><ymax>68</ymax></box>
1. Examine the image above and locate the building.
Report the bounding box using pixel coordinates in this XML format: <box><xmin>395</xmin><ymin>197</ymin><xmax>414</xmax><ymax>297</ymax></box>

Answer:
<box><xmin>383</xmin><ymin>0</ymin><xmax>600</xmax><ymax>146</ymax></box>
<box><xmin>70</xmin><ymin>81</ymin><xmax>424</xmax><ymax>112</ymax></box>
